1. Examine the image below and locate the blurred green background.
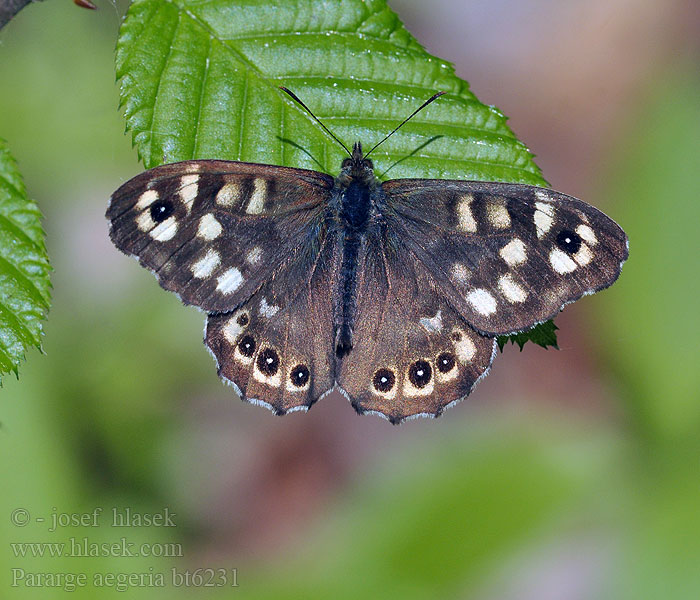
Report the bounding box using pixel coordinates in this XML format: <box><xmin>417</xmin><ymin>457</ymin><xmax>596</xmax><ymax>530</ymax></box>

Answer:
<box><xmin>1</xmin><ymin>1</ymin><xmax>698</xmax><ymax>598</ymax></box>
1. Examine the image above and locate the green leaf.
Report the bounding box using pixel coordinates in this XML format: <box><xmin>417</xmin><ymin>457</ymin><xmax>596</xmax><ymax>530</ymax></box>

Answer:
<box><xmin>497</xmin><ymin>320</ymin><xmax>559</xmax><ymax>351</ymax></box>
<box><xmin>116</xmin><ymin>0</ymin><xmax>555</xmax><ymax>348</ymax></box>
<box><xmin>0</xmin><ymin>139</ymin><xmax>51</xmax><ymax>382</ymax></box>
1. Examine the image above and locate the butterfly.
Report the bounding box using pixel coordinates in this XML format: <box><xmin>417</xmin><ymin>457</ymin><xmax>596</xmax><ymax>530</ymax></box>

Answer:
<box><xmin>107</xmin><ymin>90</ymin><xmax>628</xmax><ymax>424</ymax></box>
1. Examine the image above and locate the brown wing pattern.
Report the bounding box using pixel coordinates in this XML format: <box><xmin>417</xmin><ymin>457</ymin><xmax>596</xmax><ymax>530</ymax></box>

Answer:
<box><xmin>381</xmin><ymin>180</ymin><xmax>628</xmax><ymax>336</ymax></box>
<box><xmin>109</xmin><ymin>162</ymin><xmax>627</xmax><ymax>424</ymax></box>
<box><xmin>336</xmin><ymin>229</ymin><xmax>497</xmax><ymax>424</ymax></box>
<box><xmin>205</xmin><ymin>231</ymin><xmax>341</xmax><ymax>414</ymax></box>
<box><xmin>107</xmin><ymin>160</ymin><xmax>334</xmax><ymax>313</ymax></box>
<box><xmin>109</xmin><ymin>160</ymin><xmax>339</xmax><ymax>413</ymax></box>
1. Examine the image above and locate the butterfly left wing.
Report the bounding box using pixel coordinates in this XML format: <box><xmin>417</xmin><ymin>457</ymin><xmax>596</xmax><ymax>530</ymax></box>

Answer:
<box><xmin>380</xmin><ymin>180</ymin><xmax>628</xmax><ymax>336</ymax></box>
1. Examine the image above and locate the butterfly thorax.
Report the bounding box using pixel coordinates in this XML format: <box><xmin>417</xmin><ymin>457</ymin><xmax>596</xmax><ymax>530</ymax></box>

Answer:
<box><xmin>335</xmin><ymin>142</ymin><xmax>380</xmax><ymax>232</ymax></box>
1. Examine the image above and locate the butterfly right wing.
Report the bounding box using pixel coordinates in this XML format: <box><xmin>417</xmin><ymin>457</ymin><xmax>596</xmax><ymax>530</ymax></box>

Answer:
<box><xmin>336</xmin><ymin>179</ymin><xmax>627</xmax><ymax>424</ymax></box>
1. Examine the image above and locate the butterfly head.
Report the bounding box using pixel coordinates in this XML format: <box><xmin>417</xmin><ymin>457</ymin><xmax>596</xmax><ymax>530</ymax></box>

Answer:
<box><xmin>339</xmin><ymin>142</ymin><xmax>375</xmax><ymax>186</ymax></box>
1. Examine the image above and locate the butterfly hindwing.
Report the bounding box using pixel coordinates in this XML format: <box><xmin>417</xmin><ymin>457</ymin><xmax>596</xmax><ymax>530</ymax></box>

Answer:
<box><xmin>205</xmin><ymin>230</ymin><xmax>341</xmax><ymax>414</ymax></box>
<box><xmin>107</xmin><ymin>160</ymin><xmax>333</xmax><ymax>313</ymax></box>
<box><xmin>381</xmin><ymin>180</ymin><xmax>628</xmax><ymax>336</ymax></box>
<box><xmin>336</xmin><ymin>219</ymin><xmax>497</xmax><ymax>424</ymax></box>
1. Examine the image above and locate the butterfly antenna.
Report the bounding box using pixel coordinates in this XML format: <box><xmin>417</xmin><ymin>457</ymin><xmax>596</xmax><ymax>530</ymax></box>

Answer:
<box><xmin>364</xmin><ymin>91</ymin><xmax>446</xmax><ymax>159</ymax></box>
<box><xmin>279</xmin><ymin>87</ymin><xmax>352</xmax><ymax>157</ymax></box>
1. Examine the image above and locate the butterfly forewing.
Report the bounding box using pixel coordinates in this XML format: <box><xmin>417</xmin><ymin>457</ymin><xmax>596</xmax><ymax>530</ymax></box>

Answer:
<box><xmin>107</xmin><ymin>160</ymin><xmax>333</xmax><ymax>313</ymax></box>
<box><xmin>381</xmin><ymin>180</ymin><xmax>628</xmax><ymax>336</ymax></box>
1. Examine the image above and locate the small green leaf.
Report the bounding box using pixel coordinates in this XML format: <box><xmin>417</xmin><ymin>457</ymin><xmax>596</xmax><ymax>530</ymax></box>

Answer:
<box><xmin>0</xmin><ymin>139</ymin><xmax>51</xmax><ymax>382</ymax></box>
<box><xmin>497</xmin><ymin>320</ymin><xmax>559</xmax><ymax>352</ymax></box>
<box><xmin>116</xmin><ymin>0</ymin><xmax>555</xmax><ymax>348</ymax></box>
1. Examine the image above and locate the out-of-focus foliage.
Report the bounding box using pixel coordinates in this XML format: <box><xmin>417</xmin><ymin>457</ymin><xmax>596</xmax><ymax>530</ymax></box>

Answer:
<box><xmin>0</xmin><ymin>1</ymin><xmax>698</xmax><ymax>599</ymax></box>
<box><xmin>596</xmin><ymin>70</ymin><xmax>700</xmax><ymax>443</ymax></box>
<box><xmin>596</xmin><ymin>69</ymin><xmax>700</xmax><ymax>600</ymax></box>
<box><xmin>0</xmin><ymin>139</ymin><xmax>51</xmax><ymax>381</ymax></box>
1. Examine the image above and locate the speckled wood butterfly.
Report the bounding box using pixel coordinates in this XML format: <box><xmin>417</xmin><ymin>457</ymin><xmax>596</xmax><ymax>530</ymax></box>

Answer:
<box><xmin>107</xmin><ymin>90</ymin><xmax>628</xmax><ymax>424</ymax></box>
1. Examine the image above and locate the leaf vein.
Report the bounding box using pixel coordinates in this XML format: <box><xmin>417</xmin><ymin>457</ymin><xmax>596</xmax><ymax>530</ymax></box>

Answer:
<box><xmin>0</xmin><ymin>212</ymin><xmax>47</xmax><ymax>254</ymax></box>
<box><xmin>0</xmin><ymin>251</ymin><xmax>50</xmax><ymax>308</ymax></box>
<box><xmin>0</xmin><ymin>297</ymin><xmax>38</xmax><ymax>348</ymax></box>
<box><xmin>192</xmin><ymin>35</ymin><xmax>212</xmax><ymax>158</ymax></box>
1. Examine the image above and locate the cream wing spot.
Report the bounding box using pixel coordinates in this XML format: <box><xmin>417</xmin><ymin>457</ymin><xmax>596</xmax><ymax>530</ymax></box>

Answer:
<box><xmin>499</xmin><ymin>238</ymin><xmax>527</xmax><ymax>266</ymax></box>
<box><xmin>197</xmin><ymin>213</ymin><xmax>223</xmax><ymax>240</ymax></box>
<box><xmin>467</xmin><ymin>288</ymin><xmax>497</xmax><ymax>316</ymax></box>
<box><xmin>573</xmin><ymin>243</ymin><xmax>593</xmax><ymax>266</ymax></box>
<box><xmin>550</xmin><ymin>249</ymin><xmax>578</xmax><ymax>273</ymax></box>
<box><xmin>452</xmin><ymin>329</ymin><xmax>476</xmax><ymax>363</ymax></box>
<box><xmin>222</xmin><ymin>311</ymin><xmax>249</xmax><ymax>344</ymax></box>
<box><xmin>534</xmin><ymin>202</ymin><xmax>555</xmax><ymax>238</ymax></box>
<box><xmin>135</xmin><ymin>189</ymin><xmax>159</xmax><ymax>210</ymax></box>
<box><xmin>487</xmin><ymin>200</ymin><xmax>511</xmax><ymax>229</ymax></box>
<box><xmin>216</xmin><ymin>182</ymin><xmax>240</xmax><ymax>206</ymax></box>
<box><xmin>419</xmin><ymin>310</ymin><xmax>443</xmax><ymax>333</ymax></box>
<box><xmin>452</xmin><ymin>263</ymin><xmax>470</xmax><ymax>283</ymax></box>
<box><xmin>216</xmin><ymin>268</ymin><xmax>244</xmax><ymax>294</ymax></box>
<box><xmin>259</xmin><ymin>297</ymin><xmax>280</xmax><ymax>318</ymax></box>
<box><xmin>285</xmin><ymin>379</ymin><xmax>309</xmax><ymax>393</ymax></box>
<box><xmin>576</xmin><ymin>224</ymin><xmax>598</xmax><ymax>246</ymax></box>
<box><xmin>436</xmin><ymin>358</ymin><xmax>459</xmax><ymax>383</ymax></box>
<box><xmin>402</xmin><ymin>376</ymin><xmax>434</xmax><ymax>397</ymax></box>
<box><xmin>136</xmin><ymin>211</ymin><xmax>154</xmax><ymax>232</ymax></box>
<box><xmin>191</xmin><ymin>249</ymin><xmax>220</xmax><ymax>279</ymax></box>
<box><xmin>457</xmin><ymin>194</ymin><xmax>477</xmax><ymax>232</ymax></box>
<box><xmin>178</xmin><ymin>174</ymin><xmax>199</xmax><ymax>211</ymax></box>
<box><xmin>253</xmin><ymin>347</ymin><xmax>282</xmax><ymax>387</ymax></box>
<box><xmin>535</xmin><ymin>190</ymin><xmax>555</xmax><ymax>203</ymax></box>
<box><xmin>436</xmin><ymin>369</ymin><xmax>458</xmax><ymax>383</ymax></box>
<box><xmin>252</xmin><ymin>366</ymin><xmax>282</xmax><ymax>387</ymax></box>
<box><xmin>498</xmin><ymin>273</ymin><xmax>528</xmax><ymax>303</ymax></box>
<box><xmin>246</xmin><ymin>178</ymin><xmax>267</xmax><ymax>214</ymax></box>
<box><xmin>150</xmin><ymin>217</ymin><xmax>178</xmax><ymax>242</ymax></box>
<box><xmin>246</xmin><ymin>246</ymin><xmax>262</xmax><ymax>265</ymax></box>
